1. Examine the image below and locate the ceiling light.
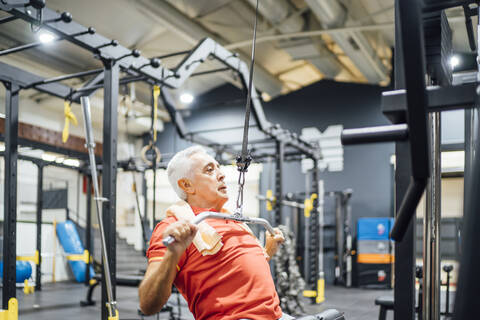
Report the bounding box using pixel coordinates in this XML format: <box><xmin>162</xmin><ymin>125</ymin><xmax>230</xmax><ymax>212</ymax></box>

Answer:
<box><xmin>63</xmin><ymin>159</ymin><xmax>80</xmax><ymax>167</ymax></box>
<box><xmin>38</xmin><ymin>31</ymin><xmax>56</xmax><ymax>44</ymax></box>
<box><xmin>261</xmin><ymin>92</ymin><xmax>272</xmax><ymax>102</ymax></box>
<box><xmin>41</xmin><ymin>153</ymin><xmax>56</xmax><ymax>162</ymax></box>
<box><xmin>449</xmin><ymin>55</ymin><xmax>460</xmax><ymax>69</ymax></box>
<box><xmin>180</xmin><ymin>92</ymin><xmax>194</xmax><ymax>104</ymax></box>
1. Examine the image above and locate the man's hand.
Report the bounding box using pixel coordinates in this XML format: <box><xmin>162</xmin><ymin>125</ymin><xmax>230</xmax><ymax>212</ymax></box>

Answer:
<box><xmin>162</xmin><ymin>220</ymin><xmax>198</xmax><ymax>257</ymax></box>
<box><xmin>265</xmin><ymin>228</ymin><xmax>285</xmax><ymax>259</ymax></box>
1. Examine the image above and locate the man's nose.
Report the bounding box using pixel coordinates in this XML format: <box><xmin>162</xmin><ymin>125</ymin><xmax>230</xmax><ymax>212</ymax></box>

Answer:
<box><xmin>218</xmin><ymin>170</ymin><xmax>225</xmax><ymax>181</ymax></box>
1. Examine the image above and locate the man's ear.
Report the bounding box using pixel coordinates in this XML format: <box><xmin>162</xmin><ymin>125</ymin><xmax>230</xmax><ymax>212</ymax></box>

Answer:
<box><xmin>178</xmin><ymin>178</ymin><xmax>194</xmax><ymax>195</ymax></box>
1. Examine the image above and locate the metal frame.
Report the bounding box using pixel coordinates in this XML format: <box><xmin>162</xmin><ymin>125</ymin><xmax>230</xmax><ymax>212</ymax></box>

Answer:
<box><xmin>309</xmin><ymin>162</ymin><xmax>321</xmax><ymax>300</ymax></box>
<box><xmin>34</xmin><ymin>162</ymin><xmax>43</xmax><ymax>291</ymax></box>
<box><xmin>0</xmin><ymin>1</ymin><xmax>322</xmax><ymax>318</ymax></box>
<box><xmin>100</xmin><ymin>60</ymin><xmax>119</xmax><ymax>319</ymax></box>
<box><xmin>2</xmin><ymin>81</ymin><xmax>19</xmax><ymax>310</ymax></box>
<box><xmin>0</xmin><ymin>152</ymin><xmax>87</xmax><ymax>292</ymax></box>
<box><xmin>274</xmin><ymin>141</ymin><xmax>284</xmax><ymax>227</ymax></box>
<box><xmin>341</xmin><ymin>0</ymin><xmax>479</xmax><ymax>319</ymax></box>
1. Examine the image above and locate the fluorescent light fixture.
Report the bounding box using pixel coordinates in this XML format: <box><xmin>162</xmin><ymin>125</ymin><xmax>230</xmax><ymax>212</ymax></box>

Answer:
<box><xmin>180</xmin><ymin>92</ymin><xmax>194</xmax><ymax>104</ymax></box>
<box><xmin>449</xmin><ymin>55</ymin><xmax>460</xmax><ymax>69</ymax></box>
<box><xmin>63</xmin><ymin>159</ymin><xmax>80</xmax><ymax>167</ymax></box>
<box><xmin>0</xmin><ymin>142</ymin><xmax>4</xmax><ymax>152</ymax></box>
<box><xmin>41</xmin><ymin>153</ymin><xmax>56</xmax><ymax>162</ymax></box>
<box><xmin>55</xmin><ymin>157</ymin><xmax>65</xmax><ymax>163</ymax></box>
<box><xmin>38</xmin><ymin>31</ymin><xmax>56</xmax><ymax>44</ymax></box>
<box><xmin>261</xmin><ymin>92</ymin><xmax>272</xmax><ymax>102</ymax></box>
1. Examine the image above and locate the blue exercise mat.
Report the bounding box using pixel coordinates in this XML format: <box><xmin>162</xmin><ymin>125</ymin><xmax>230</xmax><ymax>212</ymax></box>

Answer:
<box><xmin>56</xmin><ymin>220</ymin><xmax>95</xmax><ymax>282</ymax></box>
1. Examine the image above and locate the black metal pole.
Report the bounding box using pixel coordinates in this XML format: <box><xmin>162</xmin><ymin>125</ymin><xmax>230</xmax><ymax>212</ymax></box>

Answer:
<box><xmin>464</xmin><ymin>109</ymin><xmax>473</xmax><ymax>206</ymax></box>
<box><xmin>191</xmin><ymin>67</ymin><xmax>230</xmax><ymax>77</ymax></box>
<box><xmin>335</xmin><ymin>193</ymin><xmax>344</xmax><ymax>285</ymax></box>
<box><xmin>85</xmin><ymin>174</ymin><xmax>92</xmax><ymax>286</ymax></box>
<box><xmin>150</xmin><ymin>86</ymin><xmax>157</xmax><ymax>226</ymax></box>
<box><xmin>2</xmin><ymin>81</ymin><xmax>19</xmax><ymax>309</ymax></box>
<box><xmin>101</xmin><ymin>59</ymin><xmax>119</xmax><ymax>320</ymax></box>
<box><xmin>155</xmin><ymin>50</ymin><xmax>191</xmax><ymax>59</ymax></box>
<box><xmin>31</xmin><ymin>68</ymin><xmax>103</xmax><ymax>87</ymax></box>
<box><xmin>0</xmin><ymin>41</ymin><xmax>52</xmax><ymax>57</ymax></box>
<box><xmin>0</xmin><ymin>15</ymin><xmax>17</xmax><ymax>25</ymax></box>
<box><xmin>274</xmin><ymin>141</ymin><xmax>284</xmax><ymax>226</ymax></box>
<box><xmin>35</xmin><ymin>163</ymin><xmax>44</xmax><ymax>291</ymax></box>
<box><xmin>142</xmin><ymin>171</ymin><xmax>149</xmax><ymax>232</ymax></box>
<box><xmin>454</xmin><ymin>105</ymin><xmax>480</xmax><ymax>319</ymax></box>
<box><xmin>73</xmin><ymin>75</ymin><xmax>146</xmax><ymax>93</ymax></box>
<box><xmin>393</xmin><ymin>1</ymin><xmax>416</xmax><ymax>318</ymax></box>
<box><xmin>310</xmin><ymin>161</ymin><xmax>320</xmax><ymax>294</ymax></box>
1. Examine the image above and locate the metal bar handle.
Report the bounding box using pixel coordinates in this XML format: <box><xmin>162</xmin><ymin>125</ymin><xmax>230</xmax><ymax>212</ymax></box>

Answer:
<box><xmin>341</xmin><ymin>124</ymin><xmax>408</xmax><ymax>145</ymax></box>
<box><xmin>163</xmin><ymin>211</ymin><xmax>275</xmax><ymax>246</ymax></box>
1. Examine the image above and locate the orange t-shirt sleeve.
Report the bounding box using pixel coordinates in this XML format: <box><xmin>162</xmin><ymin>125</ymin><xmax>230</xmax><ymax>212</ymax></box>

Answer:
<box><xmin>146</xmin><ymin>217</ymin><xmax>187</xmax><ymax>271</ymax></box>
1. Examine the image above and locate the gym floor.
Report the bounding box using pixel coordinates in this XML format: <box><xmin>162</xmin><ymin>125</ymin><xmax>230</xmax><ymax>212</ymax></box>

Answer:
<box><xmin>13</xmin><ymin>282</ymin><xmax>395</xmax><ymax>320</ymax></box>
<box><xmin>13</xmin><ymin>281</ymin><xmax>457</xmax><ymax>319</ymax></box>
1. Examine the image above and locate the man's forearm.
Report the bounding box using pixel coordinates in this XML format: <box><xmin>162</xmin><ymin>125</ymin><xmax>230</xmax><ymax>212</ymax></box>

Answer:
<box><xmin>139</xmin><ymin>250</ymin><xmax>180</xmax><ymax>315</ymax></box>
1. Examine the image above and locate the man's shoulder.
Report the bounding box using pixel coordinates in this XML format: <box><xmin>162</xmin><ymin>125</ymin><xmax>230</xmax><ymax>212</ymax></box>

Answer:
<box><xmin>152</xmin><ymin>216</ymin><xmax>178</xmax><ymax>235</ymax></box>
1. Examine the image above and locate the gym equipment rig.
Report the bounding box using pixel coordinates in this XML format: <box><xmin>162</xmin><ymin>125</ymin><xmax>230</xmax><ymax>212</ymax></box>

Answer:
<box><xmin>342</xmin><ymin>1</ymin><xmax>480</xmax><ymax>319</ymax></box>
<box><xmin>0</xmin><ymin>1</ymin><xmax>321</xmax><ymax>319</ymax></box>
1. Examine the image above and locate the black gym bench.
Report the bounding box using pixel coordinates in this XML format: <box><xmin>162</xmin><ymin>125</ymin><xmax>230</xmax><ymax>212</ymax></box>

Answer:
<box><xmin>374</xmin><ymin>296</ymin><xmax>394</xmax><ymax>320</ymax></box>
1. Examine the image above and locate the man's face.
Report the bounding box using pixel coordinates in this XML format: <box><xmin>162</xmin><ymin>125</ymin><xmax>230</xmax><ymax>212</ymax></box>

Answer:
<box><xmin>188</xmin><ymin>152</ymin><xmax>228</xmax><ymax>205</ymax></box>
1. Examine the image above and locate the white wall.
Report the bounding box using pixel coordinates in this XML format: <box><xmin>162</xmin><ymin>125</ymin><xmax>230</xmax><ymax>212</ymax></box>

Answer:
<box><xmin>17</xmin><ymin>222</ymin><xmax>71</xmax><ymax>283</ymax></box>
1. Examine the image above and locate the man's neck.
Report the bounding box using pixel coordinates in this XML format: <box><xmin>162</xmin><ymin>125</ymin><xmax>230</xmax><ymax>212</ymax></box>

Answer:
<box><xmin>187</xmin><ymin>198</ymin><xmax>224</xmax><ymax>212</ymax></box>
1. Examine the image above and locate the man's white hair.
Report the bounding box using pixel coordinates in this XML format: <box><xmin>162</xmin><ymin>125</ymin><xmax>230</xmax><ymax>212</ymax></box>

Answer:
<box><xmin>167</xmin><ymin>145</ymin><xmax>208</xmax><ymax>200</ymax></box>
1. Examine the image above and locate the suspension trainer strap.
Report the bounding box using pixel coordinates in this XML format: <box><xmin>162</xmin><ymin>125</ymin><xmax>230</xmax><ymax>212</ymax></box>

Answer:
<box><xmin>62</xmin><ymin>100</ymin><xmax>78</xmax><ymax>143</ymax></box>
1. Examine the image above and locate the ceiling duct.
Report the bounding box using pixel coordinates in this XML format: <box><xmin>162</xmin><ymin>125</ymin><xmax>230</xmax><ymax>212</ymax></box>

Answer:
<box><xmin>134</xmin><ymin>0</ymin><xmax>284</xmax><ymax>97</ymax></box>
<box><xmin>305</xmin><ymin>0</ymin><xmax>388</xmax><ymax>83</ymax></box>
<box><xmin>246</xmin><ymin>0</ymin><xmax>343</xmax><ymax>79</ymax></box>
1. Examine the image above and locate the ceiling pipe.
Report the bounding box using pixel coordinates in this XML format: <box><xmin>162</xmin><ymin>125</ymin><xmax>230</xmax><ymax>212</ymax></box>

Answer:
<box><xmin>305</xmin><ymin>0</ymin><xmax>389</xmax><ymax>83</ymax></box>
<box><xmin>134</xmin><ymin>0</ymin><xmax>284</xmax><ymax>97</ymax></box>
<box><xmin>245</xmin><ymin>0</ymin><xmax>344</xmax><ymax>79</ymax></box>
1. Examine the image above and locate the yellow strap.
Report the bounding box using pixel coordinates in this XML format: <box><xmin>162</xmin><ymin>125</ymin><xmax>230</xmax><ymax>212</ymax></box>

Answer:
<box><xmin>62</xmin><ymin>101</ymin><xmax>78</xmax><ymax>143</ymax></box>
<box><xmin>304</xmin><ymin>193</ymin><xmax>318</xmax><ymax>218</ymax></box>
<box><xmin>66</xmin><ymin>250</ymin><xmax>90</xmax><ymax>264</ymax></box>
<box><xmin>23</xmin><ymin>279</ymin><xmax>34</xmax><ymax>295</ymax></box>
<box><xmin>303</xmin><ymin>290</ymin><xmax>316</xmax><ymax>298</ymax></box>
<box><xmin>108</xmin><ymin>309</ymin><xmax>119</xmax><ymax>320</ymax></box>
<box><xmin>266</xmin><ymin>189</ymin><xmax>275</xmax><ymax>211</ymax></box>
<box><xmin>0</xmin><ymin>297</ymin><xmax>18</xmax><ymax>320</ymax></box>
<box><xmin>152</xmin><ymin>85</ymin><xmax>160</xmax><ymax>142</ymax></box>
<box><xmin>316</xmin><ymin>278</ymin><xmax>325</xmax><ymax>304</ymax></box>
<box><xmin>16</xmin><ymin>250</ymin><xmax>39</xmax><ymax>265</ymax></box>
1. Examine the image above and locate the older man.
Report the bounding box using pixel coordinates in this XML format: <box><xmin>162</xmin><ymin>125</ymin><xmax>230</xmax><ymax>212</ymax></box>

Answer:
<box><xmin>138</xmin><ymin>146</ymin><xmax>285</xmax><ymax>320</ymax></box>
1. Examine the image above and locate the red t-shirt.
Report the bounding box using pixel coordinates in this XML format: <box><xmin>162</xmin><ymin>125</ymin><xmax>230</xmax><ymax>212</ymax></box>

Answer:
<box><xmin>146</xmin><ymin>206</ymin><xmax>282</xmax><ymax>320</ymax></box>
